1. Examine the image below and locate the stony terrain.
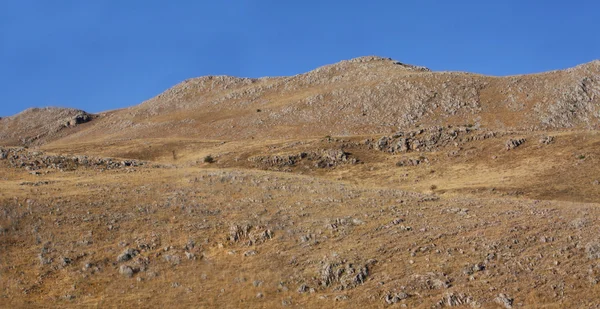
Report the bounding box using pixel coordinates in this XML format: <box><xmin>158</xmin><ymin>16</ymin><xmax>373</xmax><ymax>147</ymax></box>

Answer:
<box><xmin>4</xmin><ymin>56</ymin><xmax>598</xmax><ymax>149</ymax></box>
<box><xmin>0</xmin><ymin>107</ymin><xmax>93</xmax><ymax>146</ymax></box>
<box><xmin>2</xmin><ymin>56</ymin><xmax>600</xmax><ymax>308</ymax></box>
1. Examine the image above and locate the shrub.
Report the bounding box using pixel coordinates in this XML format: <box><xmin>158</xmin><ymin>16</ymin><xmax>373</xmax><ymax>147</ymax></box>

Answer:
<box><xmin>204</xmin><ymin>155</ymin><xmax>215</xmax><ymax>164</ymax></box>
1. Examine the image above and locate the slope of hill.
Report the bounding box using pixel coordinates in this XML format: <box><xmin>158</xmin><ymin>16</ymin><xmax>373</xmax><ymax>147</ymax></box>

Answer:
<box><xmin>2</xmin><ymin>56</ymin><xmax>600</xmax><ymax>308</ymax></box>
<box><xmin>1</xmin><ymin>56</ymin><xmax>599</xmax><ymax>148</ymax></box>
<box><xmin>0</xmin><ymin>107</ymin><xmax>94</xmax><ymax>146</ymax></box>
<box><xmin>38</xmin><ymin>56</ymin><xmax>600</xmax><ymax>148</ymax></box>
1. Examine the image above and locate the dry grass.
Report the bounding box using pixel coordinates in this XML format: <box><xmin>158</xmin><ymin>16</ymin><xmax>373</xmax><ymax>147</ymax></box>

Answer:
<box><xmin>2</xmin><ymin>56</ymin><xmax>600</xmax><ymax>308</ymax></box>
<box><xmin>3</xmin><ymin>56</ymin><xmax>597</xmax><ymax>148</ymax></box>
<box><xmin>1</xmin><ymin>127</ymin><xmax>600</xmax><ymax>308</ymax></box>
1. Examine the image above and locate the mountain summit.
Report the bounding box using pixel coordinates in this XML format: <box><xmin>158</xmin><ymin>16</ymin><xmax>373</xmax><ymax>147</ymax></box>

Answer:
<box><xmin>1</xmin><ymin>56</ymin><xmax>599</xmax><ymax>147</ymax></box>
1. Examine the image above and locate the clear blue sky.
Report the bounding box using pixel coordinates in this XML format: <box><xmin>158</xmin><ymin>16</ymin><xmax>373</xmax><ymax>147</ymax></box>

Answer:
<box><xmin>1</xmin><ymin>0</ymin><xmax>599</xmax><ymax>117</ymax></box>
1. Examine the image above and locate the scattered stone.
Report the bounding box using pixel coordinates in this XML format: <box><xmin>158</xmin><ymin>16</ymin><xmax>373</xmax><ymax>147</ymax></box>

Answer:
<box><xmin>567</xmin><ymin>217</ymin><xmax>584</xmax><ymax>228</ymax></box>
<box><xmin>385</xmin><ymin>292</ymin><xmax>409</xmax><ymax>304</ymax></box>
<box><xmin>446</xmin><ymin>208</ymin><xmax>469</xmax><ymax>215</ymax></box>
<box><xmin>392</xmin><ymin>218</ymin><xmax>404</xmax><ymax>225</ymax></box>
<box><xmin>463</xmin><ymin>263</ymin><xmax>485</xmax><ymax>275</ymax></box>
<box><xmin>505</xmin><ymin>138</ymin><xmax>526</xmax><ymax>150</ymax></box>
<box><xmin>20</xmin><ymin>181</ymin><xmax>50</xmax><ymax>186</ymax></box>
<box><xmin>585</xmin><ymin>241</ymin><xmax>600</xmax><ymax>259</ymax></box>
<box><xmin>185</xmin><ymin>239</ymin><xmax>195</xmax><ymax>251</ymax></box>
<box><xmin>495</xmin><ymin>294</ymin><xmax>513</xmax><ymax>308</ymax></box>
<box><xmin>117</xmin><ymin>248</ymin><xmax>139</xmax><ymax>262</ymax></box>
<box><xmin>377</xmin><ymin>137</ymin><xmax>390</xmax><ymax>151</ymax></box>
<box><xmin>300</xmin><ymin>235</ymin><xmax>312</xmax><ymax>243</ymax></box>
<box><xmin>409</xmin><ymin>272</ymin><xmax>450</xmax><ymax>290</ymax></box>
<box><xmin>38</xmin><ymin>253</ymin><xmax>52</xmax><ymax>265</ymax></box>
<box><xmin>297</xmin><ymin>284</ymin><xmax>309</xmax><ymax>293</ymax></box>
<box><xmin>164</xmin><ymin>254</ymin><xmax>181</xmax><ymax>265</ymax></box>
<box><xmin>396</xmin><ymin>157</ymin><xmax>427</xmax><ymax>167</ymax></box>
<box><xmin>61</xmin><ymin>257</ymin><xmax>72</xmax><ymax>267</ymax></box>
<box><xmin>228</xmin><ymin>224</ymin><xmax>251</xmax><ymax>242</ymax></box>
<box><xmin>319</xmin><ymin>259</ymin><xmax>375</xmax><ymax>290</ymax></box>
<box><xmin>539</xmin><ymin>135</ymin><xmax>554</xmax><ymax>145</ymax></box>
<box><xmin>62</xmin><ymin>294</ymin><xmax>75</xmax><ymax>301</ymax></box>
<box><xmin>438</xmin><ymin>292</ymin><xmax>475</xmax><ymax>307</ymax></box>
<box><xmin>278</xmin><ymin>282</ymin><xmax>289</xmax><ymax>292</ymax></box>
<box><xmin>119</xmin><ymin>265</ymin><xmax>134</xmax><ymax>278</ymax></box>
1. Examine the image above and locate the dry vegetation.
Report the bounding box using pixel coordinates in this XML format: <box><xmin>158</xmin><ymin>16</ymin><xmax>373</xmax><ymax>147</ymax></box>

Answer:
<box><xmin>2</xmin><ymin>56</ymin><xmax>600</xmax><ymax>308</ymax></box>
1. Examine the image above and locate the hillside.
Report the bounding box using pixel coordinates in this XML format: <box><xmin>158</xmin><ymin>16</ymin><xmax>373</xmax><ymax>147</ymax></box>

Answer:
<box><xmin>2</xmin><ymin>56</ymin><xmax>600</xmax><ymax>308</ymax></box>
<box><xmin>0</xmin><ymin>107</ymin><xmax>93</xmax><ymax>146</ymax></box>
<box><xmin>2</xmin><ymin>56</ymin><xmax>599</xmax><ymax>149</ymax></box>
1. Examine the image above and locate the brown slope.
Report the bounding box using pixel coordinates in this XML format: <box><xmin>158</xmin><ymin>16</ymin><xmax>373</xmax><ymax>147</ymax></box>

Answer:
<box><xmin>19</xmin><ymin>56</ymin><xmax>600</xmax><ymax>147</ymax></box>
<box><xmin>0</xmin><ymin>107</ymin><xmax>94</xmax><ymax>146</ymax></box>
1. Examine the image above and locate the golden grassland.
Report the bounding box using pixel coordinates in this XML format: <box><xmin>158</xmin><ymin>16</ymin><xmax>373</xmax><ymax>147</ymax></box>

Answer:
<box><xmin>2</xmin><ymin>130</ymin><xmax>600</xmax><ymax>308</ymax></box>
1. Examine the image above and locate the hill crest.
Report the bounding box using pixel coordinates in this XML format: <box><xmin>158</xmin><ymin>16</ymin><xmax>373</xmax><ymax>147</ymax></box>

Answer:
<box><xmin>1</xmin><ymin>56</ymin><xmax>599</xmax><ymax>146</ymax></box>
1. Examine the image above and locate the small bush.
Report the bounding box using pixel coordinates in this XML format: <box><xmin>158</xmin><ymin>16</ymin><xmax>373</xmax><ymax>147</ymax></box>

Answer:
<box><xmin>578</xmin><ymin>155</ymin><xmax>586</xmax><ymax>160</ymax></box>
<box><xmin>204</xmin><ymin>155</ymin><xmax>215</xmax><ymax>164</ymax></box>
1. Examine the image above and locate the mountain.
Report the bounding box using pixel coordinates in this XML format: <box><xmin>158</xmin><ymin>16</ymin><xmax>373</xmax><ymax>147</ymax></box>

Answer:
<box><xmin>2</xmin><ymin>56</ymin><xmax>599</xmax><ymax>147</ymax></box>
<box><xmin>3</xmin><ymin>56</ymin><xmax>600</xmax><ymax>308</ymax></box>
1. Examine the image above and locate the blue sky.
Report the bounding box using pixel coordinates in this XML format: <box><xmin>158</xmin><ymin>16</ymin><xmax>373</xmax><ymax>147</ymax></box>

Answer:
<box><xmin>0</xmin><ymin>0</ymin><xmax>599</xmax><ymax>117</ymax></box>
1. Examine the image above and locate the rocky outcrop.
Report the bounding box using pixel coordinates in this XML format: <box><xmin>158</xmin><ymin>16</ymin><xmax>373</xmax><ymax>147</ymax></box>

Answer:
<box><xmin>505</xmin><ymin>138</ymin><xmax>526</xmax><ymax>150</ymax></box>
<box><xmin>370</xmin><ymin>126</ymin><xmax>500</xmax><ymax>154</ymax></box>
<box><xmin>248</xmin><ymin>149</ymin><xmax>358</xmax><ymax>170</ymax></box>
<box><xmin>317</xmin><ymin>258</ymin><xmax>377</xmax><ymax>291</ymax></box>
<box><xmin>0</xmin><ymin>107</ymin><xmax>94</xmax><ymax>146</ymax></box>
<box><xmin>0</xmin><ymin>147</ymin><xmax>146</xmax><ymax>171</ymax></box>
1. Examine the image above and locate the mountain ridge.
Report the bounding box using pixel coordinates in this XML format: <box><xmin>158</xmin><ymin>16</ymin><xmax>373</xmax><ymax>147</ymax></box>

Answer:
<box><xmin>1</xmin><ymin>56</ymin><xmax>599</xmax><ymax>147</ymax></box>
